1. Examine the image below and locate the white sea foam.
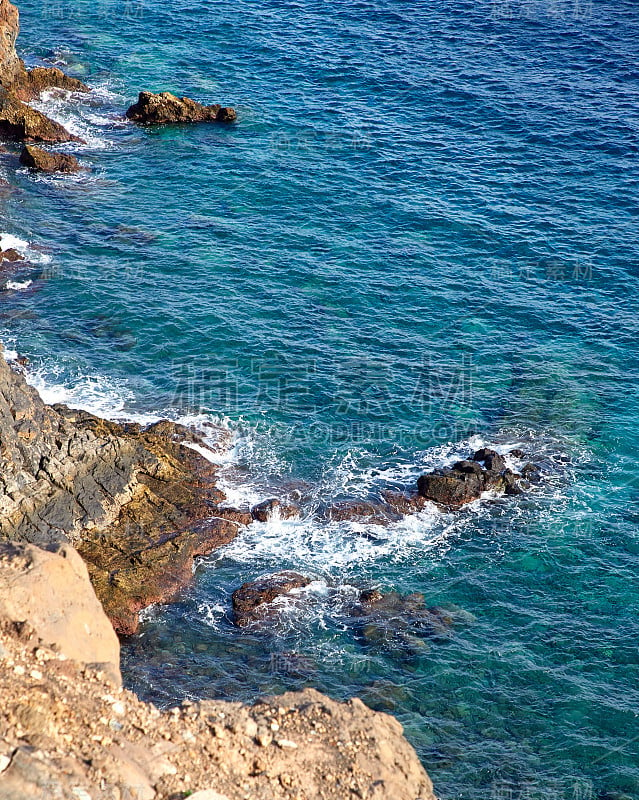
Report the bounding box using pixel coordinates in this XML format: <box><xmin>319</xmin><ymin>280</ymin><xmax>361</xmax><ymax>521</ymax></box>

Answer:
<box><xmin>5</xmin><ymin>280</ymin><xmax>32</xmax><ymax>291</ymax></box>
<box><xmin>0</xmin><ymin>232</ymin><xmax>52</xmax><ymax>265</ymax></box>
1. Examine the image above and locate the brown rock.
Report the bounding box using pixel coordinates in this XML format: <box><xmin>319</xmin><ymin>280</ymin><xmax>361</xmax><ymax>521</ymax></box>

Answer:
<box><xmin>0</xmin><ymin>541</ymin><xmax>121</xmax><ymax>684</ymax></box>
<box><xmin>0</xmin><ymin>87</ymin><xmax>83</xmax><ymax>143</ymax></box>
<box><xmin>0</xmin><ymin>0</ymin><xmax>25</xmax><ymax>90</ymax></box>
<box><xmin>0</xmin><ymin>246</ymin><xmax>22</xmax><ymax>261</ymax></box>
<box><xmin>232</xmin><ymin>571</ymin><xmax>311</xmax><ymax>627</ymax></box>
<box><xmin>14</xmin><ymin>66</ymin><xmax>89</xmax><ymax>101</ymax></box>
<box><xmin>126</xmin><ymin>90</ymin><xmax>237</xmax><ymax>125</ymax></box>
<box><xmin>251</xmin><ymin>497</ymin><xmax>299</xmax><ymax>522</ymax></box>
<box><xmin>20</xmin><ymin>144</ymin><xmax>82</xmax><ymax>173</ymax></box>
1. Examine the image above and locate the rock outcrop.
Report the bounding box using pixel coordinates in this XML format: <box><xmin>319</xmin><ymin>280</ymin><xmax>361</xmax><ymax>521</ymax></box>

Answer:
<box><xmin>0</xmin><ymin>87</ymin><xmax>82</xmax><ymax>142</ymax></box>
<box><xmin>0</xmin><ymin>347</ymin><xmax>247</xmax><ymax>634</ymax></box>
<box><xmin>0</xmin><ymin>0</ymin><xmax>88</xmax><ymax>144</ymax></box>
<box><xmin>0</xmin><ymin>541</ymin><xmax>121</xmax><ymax>684</ymax></box>
<box><xmin>126</xmin><ymin>91</ymin><xmax>237</xmax><ymax>125</ymax></box>
<box><xmin>250</xmin><ymin>497</ymin><xmax>300</xmax><ymax>522</ymax></box>
<box><xmin>417</xmin><ymin>448</ymin><xmax>525</xmax><ymax>506</ymax></box>
<box><xmin>0</xmin><ymin>619</ymin><xmax>435</xmax><ymax>799</ymax></box>
<box><xmin>0</xmin><ymin>0</ymin><xmax>23</xmax><ymax>90</ymax></box>
<box><xmin>20</xmin><ymin>143</ymin><xmax>82</xmax><ymax>172</ymax></box>
<box><xmin>232</xmin><ymin>572</ymin><xmax>311</xmax><ymax>627</ymax></box>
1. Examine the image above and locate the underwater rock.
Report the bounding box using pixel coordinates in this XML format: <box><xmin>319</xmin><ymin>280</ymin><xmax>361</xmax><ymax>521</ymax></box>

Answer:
<box><xmin>126</xmin><ymin>91</ymin><xmax>237</xmax><ymax>125</ymax></box>
<box><xmin>20</xmin><ymin>144</ymin><xmax>82</xmax><ymax>173</ymax></box>
<box><xmin>351</xmin><ymin>589</ymin><xmax>456</xmax><ymax>654</ymax></box>
<box><xmin>232</xmin><ymin>571</ymin><xmax>311</xmax><ymax>627</ymax></box>
<box><xmin>250</xmin><ymin>498</ymin><xmax>299</xmax><ymax>522</ymax></box>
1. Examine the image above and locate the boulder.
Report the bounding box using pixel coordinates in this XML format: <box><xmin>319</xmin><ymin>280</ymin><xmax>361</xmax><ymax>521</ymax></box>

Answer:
<box><xmin>126</xmin><ymin>90</ymin><xmax>237</xmax><ymax>125</ymax></box>
<box><xmin>0</xmin><ymin>541</ymin><xmax>121</xmax><ymax>684</ymax></box>
<box><xmin>0</xmin><ymin>246</ymin><xmax>22</xmax><ymax>261</ymax></box>
<box><xmin>417</xmin><ymin>448</ymin><xmax>528</xmax><ymax>507</ymax></box>
<box><xmin>251</xmin><ymin>497</ymin><xmax>299</xmax><ymax>522</ymax></box>
<box><xmin>232</xmin><ymin>571</ymin><xmax>311</xmax><ymax>627</ymax></box>
<box><xmin>0</xmin><ymin>87</ymin><xmax>83</xmax><ymax>143</ymax></box>
<box><xmin>20</xmin><ymin>144</ymin><xmax>82</xmax><ymax>173</ymax></box>
<box><xmin>472</xmin><ymin>447</ymin><xmax>507</xmax><ymax>472</ymax></box>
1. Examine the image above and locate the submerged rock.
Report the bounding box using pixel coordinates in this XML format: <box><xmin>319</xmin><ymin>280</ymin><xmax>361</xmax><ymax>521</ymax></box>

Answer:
<box><xmin>353</xmin><ymin>589</ymin><xmax>456</xmax><ymax>652</ymax></box>
<box><xmin>0</xmin><ymin>87</ymin><xmax>83</xmax><ymax>143</ymax></box>
<box><xmin>20</xmin><ymin>144</ymin><xmax>82</xmax><ymax>173</ymax></box>
<box><xmin>126</xmin><ymin>90</ymin><xmax>237</xmax><ymax>125</ymax></box>
<box><xmin>232</xmin><ymin>571</ymin><xmax>311</xmax><ymax>627</ymax></box>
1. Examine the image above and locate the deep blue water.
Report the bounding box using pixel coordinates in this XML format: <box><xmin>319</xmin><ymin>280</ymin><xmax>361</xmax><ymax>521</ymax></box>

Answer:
<box><xmin>1</xmin><ymin>0</ymin><xmax>639</xmax><ymax>797</ymax></box>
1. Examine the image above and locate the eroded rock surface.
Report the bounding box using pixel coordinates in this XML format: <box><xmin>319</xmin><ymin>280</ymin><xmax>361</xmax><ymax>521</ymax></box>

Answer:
<box><xmin>0</xmin><ymin>347</ymin><xmax>246</xmax><ymax>634</ymax></box>
<box><xmin>126</xmin><ymin>91</ymin><xmax>237</xmax><ymax>125</ymax></box>
<box><xmin>0</xmin><ymin>86</ymin><xmax>82</xmax><ymax>142</ymax></box>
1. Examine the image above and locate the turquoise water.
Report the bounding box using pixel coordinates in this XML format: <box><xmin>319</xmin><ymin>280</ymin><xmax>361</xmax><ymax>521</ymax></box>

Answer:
<box><xmin>2</xmin><ymin>0</ymin><xmax>639</xmax><ymax>797</ymax></box>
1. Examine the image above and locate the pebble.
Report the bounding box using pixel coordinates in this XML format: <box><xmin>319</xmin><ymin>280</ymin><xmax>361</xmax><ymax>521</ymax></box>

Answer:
<box><xmin>29</xmin><ymin>669</ymin><xmax>42</xmax><ymax>680</ymax></box>
<box><xmin>0</xmin><ymin>754</ymin><xmax>10</xmax><ymax>773</ymax></box>
<box><xmin>276</xmin><ymin>739</ymin><xmax>298</xmax><ymax>749</ymax></box>
<box><xmin>13</xmin><ymin>665</ymin><xmax>24</xmax><ymax>675</ymax></box>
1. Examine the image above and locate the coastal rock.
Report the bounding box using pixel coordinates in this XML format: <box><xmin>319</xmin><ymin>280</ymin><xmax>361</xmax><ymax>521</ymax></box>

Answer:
<box><xmin>0</xmin><ymin>540</ymin><xmax>121</xmax><ymax>684</ymax></box>
<box><xmin>13</xmin><ymin>65</ymin><xmax>89</xmax><ymax>101</ymax></box>
<box><xmin>0</xmin><ymin>0</ymin><xmax>86</xmax><ymax>141</ymax></box>
<box><xmin>0</xmin><ymin>246</ymin><xmax>22</xmax><ymax>261</ymax></box>
<box><xmin>250</xmin><ymin>497</ymin><xmax>299</xmax><ymax>522</ymax></box>
<box><xmin>0</xmin><ymin>347</ymin><xmax>242</xmax><ymax>634</ymax></box>
<box><xmin>0</xmin><ymin>87</ymin><xmax>83</xmax><ymax>143</ymax></box>
<box><xmin>417</xmin><ymin>449</ymin><xmax>526</xmax><ymax>507</ymax></box>
<box><xmin>326</xmin><ymin>498</ymin><xmax>400</xmax><ymax>524</ymax></box>
<box><xmin>232</xmin><ymin>571</ymin><xmax>311</xmax><ymax>627</ymax></box>
<box><xmin>0</xmin><ymin>0</ymin><xmax>24</xmax><ymax>90</ymax></box>
<box><xmin>20</xmin><ymin>143</ymin><xmax>82</xmax><ymax>173</ymax></box>
<box><xmin>0</xmin><ymin>621</ymin><xmax>436</xmax><ymax>799</ymax></box>
<box><xmin>126</xmin><ymin>90</ymin><xmax>237</xmax><ymax>125</ymax></box>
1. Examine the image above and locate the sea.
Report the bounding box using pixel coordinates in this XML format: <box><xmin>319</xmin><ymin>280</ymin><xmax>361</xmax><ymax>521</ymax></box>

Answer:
<box><xmin>1</xmin><ymin>0</ymin><xmax>638</xmax><ymax>797</ymax></box>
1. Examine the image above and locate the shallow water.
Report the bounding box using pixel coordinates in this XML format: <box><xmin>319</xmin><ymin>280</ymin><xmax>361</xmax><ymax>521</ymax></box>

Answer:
<box><xmin>2</xmin><ymin>0</ymin><xmax>639</xmax><ymax>797</ymax></box>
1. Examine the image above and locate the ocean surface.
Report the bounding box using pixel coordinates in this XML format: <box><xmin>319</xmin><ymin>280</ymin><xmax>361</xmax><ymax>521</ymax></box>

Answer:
<box><xmin>2</xmin><ymin>0</ymin><xmax>639</xmax><ymax>797</ymax></box>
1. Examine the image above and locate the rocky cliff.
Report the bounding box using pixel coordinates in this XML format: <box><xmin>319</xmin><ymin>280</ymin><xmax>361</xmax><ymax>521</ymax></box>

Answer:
<box><xmin>0</xmin><ymin>540</ymin><xmax>435</xmax><ymax>800</ymax></box>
